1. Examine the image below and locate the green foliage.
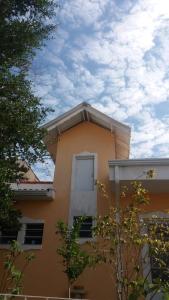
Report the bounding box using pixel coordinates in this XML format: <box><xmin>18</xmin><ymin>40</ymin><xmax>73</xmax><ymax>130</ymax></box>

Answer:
<box><xmin>0</xmin><ymin>72</ymin><xmax>50</xmax><ymax>163</ymax></box>
<box><xmin>0</xmin><ymin>0</ymin><xmax>57</xmax><ymax>70</ymax></box>
<box><xmin>94</xmin><ymin>181</ymin><xmax>169</xmax><ymax>300</ymax></box>
<box><xmin>0</xmin><ymin>241</ymin><xmax>35</xmax><ymax>294</ymax></box>
<box><xmin>0</xmin><ymin>0</ymin><xmax>57</xmax><ymax>229</ymax></box>
<box><xmin>0</xmin><ymin>195</ymin><xmax>21</xmax><ymax>232</ymax></box>
<box><xmin>163</xmin><ymin>291</ymin><xmax>169</xmax><ymax>300</ymax></box>
<box><xmin>56</xmin><ymin>217</ymin><xmax>91</xmax><ymax>285</ymax></box>
<box><xmin>0</xmin><ymin>1</ymin><xmax>56</xmax><ymax>295</ymax></box>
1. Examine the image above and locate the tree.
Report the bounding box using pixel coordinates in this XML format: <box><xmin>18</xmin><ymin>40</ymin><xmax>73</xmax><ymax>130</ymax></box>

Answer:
<box><xmin>94</xmin><ymin>181</ymin><xmax>169</xmax><ymax>300</ymax></box>
<box><xmin>56</xmin><ymin>217</ymin><xmax>92</xmax><ymax>298</ymax></box>
<box><xmin>0</xmin><ymin>75</ymin><xmax>50</xmax><ymax>230</ymax></box>
<box><xmin>0</xmin><ymin>241</ymin><xmax>34</xmax><ymax>295</ymax></box>
<box><xmin>0</xmin><ymin>0</ymin><xmax>57</xmax><ymax>70</ymax></box>
<box><xmin>0</xmin><ymin>0</ymin><xmax>57</xmax><ymax>230</ymax></box>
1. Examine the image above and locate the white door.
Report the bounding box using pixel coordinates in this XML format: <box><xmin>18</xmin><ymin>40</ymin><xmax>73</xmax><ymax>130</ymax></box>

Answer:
<box><xmin>74</xmin><ymin>157</ymin><xmax>94</xmax><ymax>192</ymax></box>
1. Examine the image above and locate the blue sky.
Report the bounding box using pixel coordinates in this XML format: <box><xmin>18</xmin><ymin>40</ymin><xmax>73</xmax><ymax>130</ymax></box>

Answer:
<box><xmin>30</xmin><ymin>0</ymin><xmax>169</xmax><ymax>179</ymax></box>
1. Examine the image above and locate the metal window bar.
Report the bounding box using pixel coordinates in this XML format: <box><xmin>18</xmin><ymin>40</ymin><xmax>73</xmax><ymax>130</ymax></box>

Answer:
<box><xmin>0</xmin><ymin>230</ymin><xmax>18</xmax><ymax>244</ymax></box>
<box><xmin>148</xmin><ymin>221</ymin><xmax>169</xmax><ymax>282</ymax></box>
<box><xmin>73</xmin><ymin>217</ymin><xmax>93</xmax><ymax>238</ymax></box>
<box><xmin>24</xmin><ymin>224</ymin><xmax>44</xmax><ymax>245</ymax></box>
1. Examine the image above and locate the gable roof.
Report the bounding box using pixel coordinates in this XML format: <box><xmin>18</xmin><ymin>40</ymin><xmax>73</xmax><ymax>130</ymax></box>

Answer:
<box><xmin>42</xmin><ymin>102</ymin><xmax>131</xmax><ymax>161</ymax></box>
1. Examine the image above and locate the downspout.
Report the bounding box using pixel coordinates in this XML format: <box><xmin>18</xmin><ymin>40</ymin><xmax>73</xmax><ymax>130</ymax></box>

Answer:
<box><xmin>114</xmin><ymin>127</ymin><xmax>118</xmax><ymax>160</ymax></box>
<box><xmin>114</xmin><ymin>165</ymin><xmax>123</xmax><ymax>300</ymax></box>
<box><xmin>115</xmin><ymin>165</ymin><xmax>120</xmax><ymax>211</ymax></box>
<box><xmin>112</xmin><ymin>126</ymin><xmax>117</xmax><ymax>160</ymax></box>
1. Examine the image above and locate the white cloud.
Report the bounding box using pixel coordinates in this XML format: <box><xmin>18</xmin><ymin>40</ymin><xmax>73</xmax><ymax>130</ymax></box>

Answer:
<box><xmin>60</xmin><ymin>0</ymin><xmax>108</xmax><ymax>27</ymax></box>
<box><xmin>92</xmin><ymin>97</ymin><xmax>127</xmax><ymax>120</ymax></box>
<box><xmin>131</xmin><ymin>111</ymin><xmax>169</xmax><ymax>158</ymax></box>
<box><xmin>30</xmin><ymin>0</ymin><xmax>169</xmax><ymax>171</ymax></box>
<box><xmin>33</xmin><ymin>160</ymin><xmax>55</xmax><ymax>181</ymax></box>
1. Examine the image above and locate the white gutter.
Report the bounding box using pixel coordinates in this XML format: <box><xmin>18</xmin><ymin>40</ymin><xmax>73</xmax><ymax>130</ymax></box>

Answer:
<box><xmin>11</xmin><ymin>183</ymin><xmax>55</xmax><ymax>201</ymax></box>
<box><xmin>14</xmin><ymin>189</ymin><xmax>54</xmax><ymax>199</ymax></box>
<box><xmin>109</xmin><ymin>158</ymin><xmax>169</xmax><ymax>166</ymax></box>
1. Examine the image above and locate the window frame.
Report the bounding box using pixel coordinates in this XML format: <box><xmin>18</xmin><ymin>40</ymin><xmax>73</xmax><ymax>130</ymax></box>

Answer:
<box><xmin>141</xmin><ymin>211</ymin><xmax>169</xmax><ymax>300</ymax></box>
<box><xmin>24</xmin><ymin>222</ymin><xmax>44</xmax><ymax>246</ymax></box>
<box><xmin>71</xmin><ymin>152</ymin><xmax>97</xmax><ymax>193</ymax></box>
<box><xmin>73</xmin><ymin>216</ymin><xmax>93</xmax><ymax>239</ymax></box>
<box><xmin>69</xmin><ymin>152</ymin><xmax>97</xmax><ymax>244</ymax></box>
<box><xmin>0</xmin><ymin>217</ymin><xmax>44</xmax><ymax>250</ymax></box>
<box><xmin>148</xmin><ymin>221</ymin><xmax>169</xmax><ymax>283</ymax></box>
<box><xmin>0</xmin><ymin>228</ymin><xmax>19</xmax><ymax>245</ymax></box>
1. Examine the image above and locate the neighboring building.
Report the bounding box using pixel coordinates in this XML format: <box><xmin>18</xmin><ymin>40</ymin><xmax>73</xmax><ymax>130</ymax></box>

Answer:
<box><xmin>1</xmin><ymin>102</ymin><xmax>169</xmax><ymax>300</ymax></box>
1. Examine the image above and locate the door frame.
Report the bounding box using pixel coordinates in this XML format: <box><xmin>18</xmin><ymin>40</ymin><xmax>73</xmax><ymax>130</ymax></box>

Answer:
<box><xmin>71</xmin><ymin>152</ymin><xmax>97</xmax><ymax>192</ymax></box>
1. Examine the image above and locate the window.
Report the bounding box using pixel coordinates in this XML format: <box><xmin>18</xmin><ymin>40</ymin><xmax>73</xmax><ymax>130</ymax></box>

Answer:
<box><xmin>74</xmin><ymin>216</ymin><xmax>93</xmax><ymax>238</ymax></box>
<box><xmin>150</xmin><ymin>252</ymin><xmax>169</xmax><ymax>283</ymax></box>
<box><xmin>149</xmin><ymin>221</ymin><xmax>169</xmax><ymax>283</ymax></box>
<box><xmin>0</xmin><ymin>218</ymin><xmax>44</xmax><ymax>249</ymax></box>
<box><xmin>24</xmin><ymin>223</ymin><xmax>44</xmax><ymax>245</ymax></box>
<box><xmin>0</xmin><ymin>229</ymin><xmax>18</xmax><ymax>244</ymax></box>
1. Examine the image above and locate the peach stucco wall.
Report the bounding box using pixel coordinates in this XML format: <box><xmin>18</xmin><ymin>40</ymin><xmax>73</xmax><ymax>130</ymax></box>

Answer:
<box><xmin>3</xmin><ymin>121</ymin><xmax>169</xmax><ymax>300</ymax></box>
<box><xmin>13</xmin><ymin>121</ymin><xmax>117</xmax><ymax>300</ymax></box>
<box><xmin>53</xmin><ymin>122</ymin><xmax>116</xmax><ymax>218</ymax></box>
<box><xmin>19</xmin><ymin>160</ymin><xmax>39</xmax><ymax>182</ymax></box>
<box><xmin>15</xmin><ymin>192</ymin><xmax>169</xmax><ymax>300</ymax></box>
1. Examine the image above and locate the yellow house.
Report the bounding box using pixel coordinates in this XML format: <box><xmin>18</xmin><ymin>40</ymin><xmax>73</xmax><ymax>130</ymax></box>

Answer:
<box><xmin>1</xmin><ymin>102</ymin><xmax>169</xmax><ymax>300</ymax></box>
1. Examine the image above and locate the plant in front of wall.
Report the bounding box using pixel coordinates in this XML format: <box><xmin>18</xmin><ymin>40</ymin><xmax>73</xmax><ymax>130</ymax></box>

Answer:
<box><xmin>0</xmin><ymin>240</ymin><xmax>35</xmax><ymax>296</ymax></box>
<box><xmin>56</xmin><ymin>217</ymin><xmax>92</xmax><ymax>298</ymax></box>
<box><xmin>93</xmin><ymin>181</ymin><xmax>169</xmax><ymax>300</ymax></box>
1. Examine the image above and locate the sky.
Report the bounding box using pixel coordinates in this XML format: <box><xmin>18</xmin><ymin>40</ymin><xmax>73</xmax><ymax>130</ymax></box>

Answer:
<box><xmin>30</xmin><ymin>0</ymin><xmax>169</xmax><ymax>180</ymax></box>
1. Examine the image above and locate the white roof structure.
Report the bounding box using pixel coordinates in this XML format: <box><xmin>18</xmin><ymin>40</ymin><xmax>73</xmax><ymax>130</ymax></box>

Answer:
<box><xmin>42</xmin><ymin>102</ymin><xmax>131</xmax><ymax>161</ymax></box>
<box><xmin>109</xmin><ymin>158</ymin><xmax>169</xmax><ymax>193</ymax></box>
<box><xmin>11</xmin><ymin>182</ymin><xmax>55</xmax><ymax>200</ymax></box>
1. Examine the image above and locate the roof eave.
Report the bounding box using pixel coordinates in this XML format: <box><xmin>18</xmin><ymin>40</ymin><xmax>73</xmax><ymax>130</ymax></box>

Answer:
<box><xmin>108</xmin><ymin>158</ymin><xmax>169</xmax><ymax>167</ymax></box>
<box><xmin>13</xmin><ymin>189</ymin><xmax>54</xmax><ymax>201</ymax></box>
<box><xmin>42</xmin><ymin>103</ymin><xmax>130</xmax><ymax>134</ymax></box>
<box><xmin>42</xmin><ymin>103</ymin><xmax>131</xmax><ymax>145</ymax></box>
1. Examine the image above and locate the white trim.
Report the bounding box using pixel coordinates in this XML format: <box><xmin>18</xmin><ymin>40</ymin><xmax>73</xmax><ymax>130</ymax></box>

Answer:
<box><xmin>71</xmin><ymin>152</ymin><xmax>97</xmax><ymax>192</ymax></box>
<box><xmin>41</xmin><ymin>103</ymin><xmax>89</xmax><ymax>130</ymax></box>
<box><xmin>42</xmin><ymin>103</ymin><xmax>130</xmax><ymax>162</ymax></box>
<box><xmin>20</xmin><ymin>216</ymin><xmax>44</xmax><ymax>224</ymax></box>
<box><xmin>11</xmin><ymin>182</ymin><xmax>54</xmax><ymax>191</ymax></box>
<box><xmin>109</xmin><ymin>158</ymin><xmax>169</xmax><ymax>167</ymax></box>
<box><xmin>109</xmin><ymin>160</ymin><xmax>169</xmax><ymax>183</ymax></box>
<box><xmin>11</xmin><ymin>183</ymin><xmax>55</xmax><ymax>201</ymax></box>
<box><xmin>69</xmin><ymin>152</ymin><xmax>97</xmax><ymax>243</ymax></box>
<box><xmin>42</xmin><ymin>102</ymin><xmax>130</xmax><ymax>133</ymax></box>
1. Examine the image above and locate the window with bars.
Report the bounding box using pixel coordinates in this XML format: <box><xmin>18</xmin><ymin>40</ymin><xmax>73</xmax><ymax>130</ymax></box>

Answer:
<box><xmin>149</xmin><ymin>222</ymin><xmax>169</xmax><ymax>283</ymax></box>
<box><xmin>73</xmin><ymin>216</ymin><xmax>93</xmax><ymax>238</ymax></box>
<box><xmin>24</xmin><ymin>223</ymin><xmax>44</xmax><ymax>245</ymax></box>
<box><xmin>0</xmin><ymin>229</ymin><xmax>18</xmax><ymax>244</ymax></box>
